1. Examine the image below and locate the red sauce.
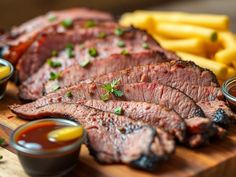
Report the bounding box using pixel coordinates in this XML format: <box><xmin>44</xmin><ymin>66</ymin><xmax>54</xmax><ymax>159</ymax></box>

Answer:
<box><xmin>229</xmin><ymin>86</ymin><xmax>236</xmax><ymax>97</ymax></box>
<box><xmin>16</xmin><ymin>122</ymin><xmax>77</xmax><ymax>150</ymax></box>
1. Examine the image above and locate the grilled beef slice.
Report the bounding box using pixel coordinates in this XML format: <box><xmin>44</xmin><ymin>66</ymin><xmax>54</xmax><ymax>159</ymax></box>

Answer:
<box><xmin>16</xmin><ymin>20</ymin><xmax>118</xmax><ymax>83</ymax></box>
<box><xmin>81</xmin><ymin>99</ymin><xmax>225</xmax><ymax>146</ymax></box>
<box><xmin>0</xmin><ymin>8</ymin><xmax>113</xmax><ymax>65</ymax></box>
<box><xmin>49</xmin><ymin>59</ymin><xmax>219</xmax><ymax>92</ymax></box>
<box><xmin>20</xmin><ymin>48</ymin><xmax>178</xmax><ymax>101</ymax></box>
<box><xmin>17</xmin><ymin>82</ymin><xmax>204</xmax><ymax>119</ymax></box>
<box><xmin>10</xmin><ymin>103</ymin><xmax>175</xmax><ymax>170</ymax></box>
<box><xmin>81</xmin><ymin>61</ymin><xmax>235</xmax><ymax>126</ymax></box>
<box><xmin>81</xmin><ymin>100</ymin><xmax>186</xmax><ymax>141</ymax></box>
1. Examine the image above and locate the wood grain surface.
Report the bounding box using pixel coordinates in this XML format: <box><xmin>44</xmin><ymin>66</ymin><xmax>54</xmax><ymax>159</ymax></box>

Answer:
<box><xmin>0</xmin><ymin>82</ymin><xmax>236</xmax><ymax>177</ymax></box>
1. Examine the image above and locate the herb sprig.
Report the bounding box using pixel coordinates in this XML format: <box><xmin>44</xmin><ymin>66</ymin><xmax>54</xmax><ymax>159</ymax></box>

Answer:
<box><xmin>100</xmin><ymin>79</ymin><xmax>123</xmax><ymax>101</ymax></box>
<box><xmin>0</xmin><ymin>138</ymin><xmax>5</xmax><ymax>160</ymax></box>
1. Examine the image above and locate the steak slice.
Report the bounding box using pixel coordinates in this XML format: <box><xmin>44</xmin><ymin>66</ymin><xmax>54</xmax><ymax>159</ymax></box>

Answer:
<box><xmin>81</xmin><ymin>100</ymin><xmax>224</xmax><ymax>147</ymax></box>
<box><xmin>10</xmin><ymin>103</ymin><xmax>175</xmax><ymax>170</ymax></box>
<box><xmin>20</xmin><ymin>49</ymin><xmax>177</xmax><ymax>101</ymax></box>
<box><xmin>44</xmin><ymin>59</ymin><xmax>219</xmax><ymax>96</ymax></box>
<box><xmin>81</xmin><ymin>99</ymin><xmax>186</xmax><ymax>141</ymax></box>
<box><xmin>82</xmin><ymin>61</ymin><xmax>235</xmax><ymax>126</ymax></box>
<box><xmin>0</xmin><ymin>8</ymin><xmax>113</xmax><ymax>65</ymax></box>
<box><xmin>16</xmin><ymin>20</ymin><xmax>118</xmax><ymax>83</ymax></box>
<box><xmin>17</xmin><ymin>82</ymin><xmax>204</xmax><ymax>119</ymax></box>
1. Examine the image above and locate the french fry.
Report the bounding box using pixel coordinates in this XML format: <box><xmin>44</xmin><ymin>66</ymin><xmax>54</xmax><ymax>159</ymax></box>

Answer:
<box><xmin>219</xmin><ymin>31</ymin><xmax>236</xmax><ymax>49</ymax></box>
<box><xmin>177</xmin><ymin>51</ymin><xmax>228</xmax><ymax>77</ymax></box>
<box><xmin>133</xmin><ymin>11</ymin><xmax>229</xmax><ymax>30</ymax></box>
<box><xmin>119</xmin><ymin>13</ymin><xmax>154</xmax><ymax>32</ymax></box>
<box><xmin>153</xmin><ymin>35</ymin><xmax>205</xmax><ymax>55</ymax></box>
<box><xmin>227</xmin><ymin>67</ymin><xmax>236</xmax><ymax>78</ymax></box>
<box><xmin>155</xmin><ymin>22</ymin><xmax>218</xmax><ymax>42</ymax></box>
<box><xmin>214</xmin><ymin>47</ymin><xmax>236</xmax><ymax>65</ymax></box>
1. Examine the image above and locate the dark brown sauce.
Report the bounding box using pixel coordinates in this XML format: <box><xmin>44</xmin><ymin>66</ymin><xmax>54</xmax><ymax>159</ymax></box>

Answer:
<box><xmin>229</xmin><ymin>86</ymin><xmax>236</xmax><ymax>97</ymax></box>
<box><xmin>16</xmin><ymin>122</ymin><xmax>77</xmax><ymax>150</ymax></box>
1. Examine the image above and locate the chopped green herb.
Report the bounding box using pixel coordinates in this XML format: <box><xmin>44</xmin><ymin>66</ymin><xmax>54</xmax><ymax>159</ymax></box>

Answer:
<box><xmin>66</xmin><ymin>91</ymin><xmax>73</xmax><ymax>98</ymax></box>
<box><xmin>117</xmin><ymin>40</ymin><xmax>125</xmax><ymax>48</ymax></box>
<box><xmin>100</xmin><ymin>79</ymin><xmax>123</xmax><ymax>101</ymax></box>
<box><xmin>88</xmin><ymin>48</ymin><xmax>98</xmax><ymax>57</ymax></box>
<box><xmin>85</xmin><ymin>20</ymin><xmax>96</xmax><ymax>28</ymax></box>
<box><xmin>61</xmin><ymin>19</ymin><xmax>73</xmax><ymax>28</ymax></box>
<box><xmin>51</xmin><ymin>50</ymin><xmax>58</xmax><ymax>57</ymax></box>
<box><xmin>47</xmin><ymin>59</ymin><xmax>62</xmax><ymax>68</ymax></box>
<box><xmin>49</xmin><ymin>72</ymin><xmax>60</xmax><ymax>80</ymax></box>
<box><xmin>0</xmin><ymin>138</ymin><xmax>4</xmax><ymax>160</ymax></box>
<box><xmin>0</xmin><ymin>138</ymin><xmax>4</xmax><ymax>146</ymax></box>
<box><xmin>52</xmin><ymin>84</ymin><xmax>60</xmax><ymax>91</ymax></box>
<box><xmin>65</xmin><ymin>43</ymin><xmax>74</xmax><ymax>58</ymax></box>
<box><xmin>210</xmin><ymin>31</ymin><xmax>218</xmax><ymax>42</ymax></box>
<box><xmin>48</xmin><ymin>14</ymin><xmax>57</xmax><ymax>22</ymax></box>
<box><xmin>97</xmin><ymin>32</ymin><xmax>106</xmax><ymax>39</ymax></box>
<box><xmin>100</xmin><ymin>92</ymin><xmax>110</xmax><ymax>101</ymax></box>
<box><xmin>114</xmin><ymin>28</ymin><xmax>124</xmax><ymax>36</ymax></box>
<box><xmin>79</xmin><ymin>59</ymin><xmax>90</xmax><ymax>67</ymax></box>
<box><xmin>118</xmin><ymin>127</ymin><xmax>126</xmax><ymax>134</ymax></box>
<box><xmin>120</xmin><ymin>49</ymin><xmax>129</xmax><ymax>55</ymax></box>
<box><xmin>114</xmin><ymin>107</ymin><xmax>123</xmax><ymax>115</ymax></box>
<box><xmin>142</xmin><ymin>42</ymin><xmax>149</xmax><ymax>49</ymax></box>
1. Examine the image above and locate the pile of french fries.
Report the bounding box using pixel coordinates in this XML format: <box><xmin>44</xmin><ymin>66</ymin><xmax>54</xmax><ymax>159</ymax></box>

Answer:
<box><xmin>120</xmin><ymin>11</ymin><xmax>236</xmax><ymax>81</ymax></box>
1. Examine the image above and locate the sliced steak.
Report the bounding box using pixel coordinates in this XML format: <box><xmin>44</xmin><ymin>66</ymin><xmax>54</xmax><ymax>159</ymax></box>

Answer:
<box><xmin>82</xmin><ymin>61</ymin><xmax>235</xmax><ymax>126</ymax></box>
<box><xmin>16</xmin><ymin>20</ymin><xmax>118</xmax><ymax>83</ymax></box>
<box><xmin>0</xmin><ymin>8</ymin><xmax>113</xmax><ymax>65</ymax></box>
<box><xmin>82</xmin><ymin>100</ymin><xmax>224</xmax><ymax>147</ymax></box>
<box><xmin>17</xmin><ymin>82</ymin><xmax>204</xmax><ymax>119</ymax></box>
<box><xmin>20</xmin><ymin>48</ymin><xmax>178</xmax><ymax>101</ymax></box>
<box><xmin>10</xmin><ymin>103</ymin><xmax>175</xmax><ymax>170</ymax></box>
<box><xmin>81</xmin><ymin>99</ymin><xmax>186</xmax><ymax>141</ymax></box>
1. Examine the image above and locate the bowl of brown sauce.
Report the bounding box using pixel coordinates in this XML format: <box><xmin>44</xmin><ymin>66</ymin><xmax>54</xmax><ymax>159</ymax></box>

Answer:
<box><xmin>10</xmin><ymin>119</ymin><xmax>86</xmax><ymax>177</ymax></box>
<box><xmin>222</xmin><ymin>77</ymin><xmax>236</xmax><ymax>113</ymax></box>
<box><xmin>0</xmin><ymin>58</ymin><xmax>14</xmax><ymax>99</ymax></box>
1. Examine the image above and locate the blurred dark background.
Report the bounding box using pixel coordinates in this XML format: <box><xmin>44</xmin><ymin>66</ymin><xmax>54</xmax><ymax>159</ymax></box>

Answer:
<box><xmin>0</xmin><ymin>0</ymin><xmax>235</xmax><ymax>31</ymax></box>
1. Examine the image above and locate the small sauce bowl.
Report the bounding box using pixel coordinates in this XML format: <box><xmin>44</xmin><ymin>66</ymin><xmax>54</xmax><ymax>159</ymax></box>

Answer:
<box><xmin>222</xmin><ymin>77</ymin><xmax>236</xmax><ymax>113</ymax></box>
<box><xmin>10</xmin><ymin>119</ymin><xmax>86</xmax><ymax>177</ymax></box>
<box><xmin>0</xmin><ymin>58</ymin><xmax>14</xmax><ymax>99</ymax></box>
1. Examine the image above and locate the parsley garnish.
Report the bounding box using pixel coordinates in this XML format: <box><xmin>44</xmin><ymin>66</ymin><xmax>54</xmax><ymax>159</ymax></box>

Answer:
<box><xmin>66</xmin><ymin>91</ymin><xmax>73</xmax><ymax>98</ymax></box>
<box><xmin>65</xmin><ymin>43</ymin><xmax>74</xmax><ymax>58</ymax></box>
<box><xmin>85</xmin><ymin>20</ymin><xmax>96</xmax><ymax>28</ymax></box>
<box><xmin>51</xmin><ymin>50</ymin><xmax>58</xmax><ymax>57</ymax></box>
<box><xmin>48</xmin><ymin>14</ymin><xmax>57</xmax><ymax>22</ymax></box>
<box><xmin>142</xmin><ymin>42</ymin><xmax>149</xmax><ymax>49</ymax></box>
<box><xmin>61</xmin><ymin>19</ymin><xmax>73</xmax><ymax>28</ymax></box>
<box><xmin>49</xmin><ymin>72</ymin><xmax>60</xmax><ymax>80</ymax></box>
<box><xmin>210</xmin><ymin>32</ymin><xmax>218</xmax><ymax>42</ymax></box>
<box><xmin>47</xmin><ymin>59</ymin><xmax>62</xmax><ymax>68</ymax></box>
<box><xmin>120</xmin><ymin>49</ymin><xmax>129</xmax><ymax>55</ymax></box>
<box><xmin>52</xmin><ymin>84</ymin><xmax>60</xmax><ymax>91</ymax></box>
<box><xmin>97</xmin><ymin>32</ymin><xmax>106</xmax><ymax>39</ymax></box>
<box><xmin>88</xmin><ymin>48</ymin><xmax>98</xmax><ymax>57</ymax></box>
<box><xmin>114</xmin><ymin>107</ymin><xmax>123</xmax><ymax>115</ymax></box>
<box><xmin>0</xmin><ymin>138</ymin><xmax>4</xmax><ymax>160</ymax></box>
<box><xmin>117</xmin><ymin>40</ymin><xmax>125</xmax><ymax>48</ymax></box>
<box><xmin>79</xmin><ymin>59</ymin><xmax>90</xmax><ymax>67</ymax></box>
<box><xmin>100</xmin><ymin>79</ymin><xmax>123</xmax><ymax>101</ymax></box>
<box><xmin>114</xmin><ymin>28</ymin><xmax>124</xmax><ymax>36</ymax></box>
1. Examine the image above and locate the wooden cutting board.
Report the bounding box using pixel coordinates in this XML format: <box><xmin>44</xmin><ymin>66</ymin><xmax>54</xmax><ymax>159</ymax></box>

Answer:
<box><xmin>1</xmin><ymin>82</ymin><xmax>236</xmax><ymax>177</ymax></box>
